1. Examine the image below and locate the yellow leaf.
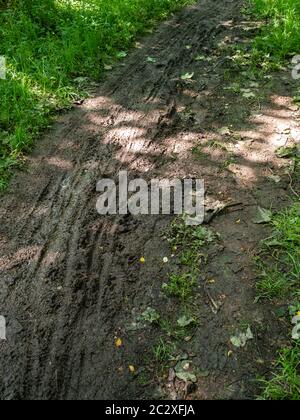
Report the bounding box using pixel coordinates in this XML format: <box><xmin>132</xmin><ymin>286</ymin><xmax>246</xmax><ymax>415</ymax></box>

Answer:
<box><xmin>115</xmin><ymin>338</ymin><xmax>122</xmax><ymax>348</ymax></box>
<box><xmin>129</xmin><ymin>365</ymin><xmax>136</xmax><ymax>373</ymax></box>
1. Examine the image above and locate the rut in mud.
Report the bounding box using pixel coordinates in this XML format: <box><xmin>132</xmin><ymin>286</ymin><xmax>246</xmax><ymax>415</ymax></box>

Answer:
<box><xmin>0</xmin><ymin>0</ymin><xmax>299</xmax><ymax>400</ymax></box>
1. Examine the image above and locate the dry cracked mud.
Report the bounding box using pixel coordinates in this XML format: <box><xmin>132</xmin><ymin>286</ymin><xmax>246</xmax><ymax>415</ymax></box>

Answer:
<box><xmin>0</xmin><ymin>0</ymin><xmax>299</xmax><ymax>400</ymax></box>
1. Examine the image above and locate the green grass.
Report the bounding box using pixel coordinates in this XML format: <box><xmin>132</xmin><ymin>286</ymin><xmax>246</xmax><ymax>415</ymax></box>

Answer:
<box><xmin>0</xmin><ymin>0</ymin><xmax>193</xmax><ymax>189</ymax></box>
<box><xmin>256</xmin><ymin>204</ymin><xmax>300</xmax><ymax>400</ymax></box>
<box><xmin>256</xmin><ymin>204</ymin><xmax>300</xmax><ymax>300</ymax></box>
<box><xmin>250</xmin><ymin>0</ymin><xmax>300</xmax><ymax>63</ymax></box>
<box><xmin>250</xmin><ymin>3</ymin><xmax>300</xmax><ymax>391</ymax></box>
<box><xmin>152</xmin><ymin>337</ymin><xmax>175</xmax><ymax>365</ymax></box>
<box><xmin>162</xmin><ymin>218</ymin><xmax>215</xmax><ymax>301</ymax></box>
<box><xmin>162</xmin><ymin>271</ymin><xmax>197</xmax><ymax>302</ymax></box>
<box><xmin>261</xmin><ymin>343</ymin><xmax>300</xmax><ymax>400</ymax></box>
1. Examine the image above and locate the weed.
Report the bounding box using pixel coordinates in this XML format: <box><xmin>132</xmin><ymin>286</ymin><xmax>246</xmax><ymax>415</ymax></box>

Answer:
<box><xmin>191</xmin><ymin>145</ymin><xmax>205</xmax><ymax>159</ymax></box>
<box><xmin>153</xmin><ymin>337</ymin><xmax>175</xmax><ymax>365</ymax></box>
<box><xmin>160</xmin><ymin>319</ymin><xmax>196</xmax><ymax>340</ymax></box>
<box><xmin>162</xmin><ymin>271</ymin><xmax>197</xmax><ymax>302</ymax></box>
<box><xmin>167</xmin><ymin>217</ymin><xmax>214</xmax><ymax>257</ymax></box>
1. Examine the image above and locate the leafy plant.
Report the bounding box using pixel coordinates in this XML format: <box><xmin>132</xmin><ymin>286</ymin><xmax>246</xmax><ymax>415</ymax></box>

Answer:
<box><xmin>162</xmin><ymin>271</ymin><xmax>197</xmax><ymax>301</ymax></box>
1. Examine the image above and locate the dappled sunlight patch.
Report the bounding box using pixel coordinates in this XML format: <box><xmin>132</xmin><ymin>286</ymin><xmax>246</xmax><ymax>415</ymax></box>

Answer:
<box><xmin>0</xmin><ymin>245</ymin><xmax>41</xmax><ymax>271</ymax></box>
<box><xmin>46</xmin><ymin>157</ymin><xmax>73</xmax><ymax>171</ymax></box>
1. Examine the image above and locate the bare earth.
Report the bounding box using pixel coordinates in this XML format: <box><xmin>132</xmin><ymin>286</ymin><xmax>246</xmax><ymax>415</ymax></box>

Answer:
<box><xmin>0</xmin><ymin>0</ymin><xmax>299</xmax><ymax>400</ymax></box>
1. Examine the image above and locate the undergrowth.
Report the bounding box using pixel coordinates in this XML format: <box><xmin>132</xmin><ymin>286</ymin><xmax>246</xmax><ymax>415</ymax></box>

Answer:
<box><xmin>256</xmin><ymin>204</ymin><xmax>300</xmax><ymax>400</ymax></box>
<box><xmin>0</xmin><ymin>0</ymin><xmax>192</xmax><ymax>189</ymax></box>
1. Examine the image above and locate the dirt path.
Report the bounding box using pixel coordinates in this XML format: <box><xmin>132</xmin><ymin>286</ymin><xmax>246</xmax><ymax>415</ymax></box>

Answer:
<box><xmin>0</xmin><ymin>0</ymin><xmax>299</xmax><ymax>400</ymax></box>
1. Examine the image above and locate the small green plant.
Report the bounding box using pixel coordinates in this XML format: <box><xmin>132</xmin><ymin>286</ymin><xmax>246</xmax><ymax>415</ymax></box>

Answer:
<box><xmin>152</xmin><ymin>337</ymin><xmax>175</xmax><ymax>365</ymax></box>
<box><xmin>191</xmin><ymin>145</ymin><xmax>205</xmax><ymax>159</ymax></box>
<box><xmin>139</xmin><ymin>307</ymin><xmax>160</xmax><ymax>324</ymax></box>
<box><xmin>222</xmin><ymin>154</ymin><xmax>237</xmax><ymax>169</ymax></box>
<box><xmin>167</xmin><ymin>217</ymin><xmax>214</xmax><ymax>255</ymax></box>
<box><xmin>162</xmin><ymin>271</ymin><xmax>197</xmax><ymax>301</ymax></box>
<box><xmin>159</xmin><ymin>313</ymin><xmax>196</xmax><ymax>340</ymax></box>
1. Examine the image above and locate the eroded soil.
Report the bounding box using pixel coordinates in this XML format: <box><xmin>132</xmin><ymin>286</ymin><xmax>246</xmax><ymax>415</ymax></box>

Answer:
<box><xmin>0</xmin><ymin>0</ymin><xmax>299</xmax><ymax>400</ymax></box>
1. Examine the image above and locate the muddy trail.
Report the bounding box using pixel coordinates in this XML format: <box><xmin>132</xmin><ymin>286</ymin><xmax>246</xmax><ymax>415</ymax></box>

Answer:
<box><xmin>0</xmin><ymin>0</ymin><xmax>299</xmax><ymax>400</ymax></box>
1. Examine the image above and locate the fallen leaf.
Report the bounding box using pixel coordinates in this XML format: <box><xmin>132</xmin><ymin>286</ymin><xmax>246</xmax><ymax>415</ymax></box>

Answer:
<box><xmin>73</xmin><ymin>76</ymin><xmax>89</xmax><ymax>84</ymax></box>
<box><xmin>116</xmin><ymin>51</ymin><xmax>127</xmax><ymax>59</ymax></box>
<box><xmin>268</xmin><ymin>175</ymin><xmax>281</xmax><ymax>183</ymax></box>
<box><xmin>194</xmin><ymin>55</ymin><xmax>206</xmax><ymax>61</ymax></box>
<box><xmin>129</xmin><ymin>365</ymin><xmax>136</xmax><ymax>373</ymax></box>
<box><xmin>242</xmin><ymin>91</ymin><xmax>256</xmax><ymax>99</ymax></box>
<box><xmin>218</xmin><ymin>126</ymin><xmax>231</xmax><ymax>136</ymax></box>
<box><xmin>104</xmin><ymin>64</ymin><xmax>113</xmax><ymax>71</ymax></box>
<box><xmin>177</xmin><ymin>315</ymin><xmax>195</xmax><ymax>328</ymax></box>
<box><xmin>146</xmin><ymin>56</ymin><xmax>157</xmax><ymax>63</ymax></box>
<box><xmin>176</xmin><ymin>371</ymin><xmax>197</xmax><ymax>382</ymax></box>
<box><xmin>115</xmin><ymin>338</ymin><xmax>122</xmax><ymax>348</ymax></box>
<box><xmin>175</xmin><ymin>360</ymin><xmax>197</xmax><ymax>383</ymax></box>
<box><xmin>253</xmin><ymin>207</ymin><xmax>272</xmax><ymax>224</ymax></box>
<box><xmin>181</xmin><ymin>72</ymin><xmax>194</xmax><ymax>80</ymax></box>
<box><xmin>230</xmin><ymin>326</ymin><xmax>254</xmax><ymax>348</ymax></box>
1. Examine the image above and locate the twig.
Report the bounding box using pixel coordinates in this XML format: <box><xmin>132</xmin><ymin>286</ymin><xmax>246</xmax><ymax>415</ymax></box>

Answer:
<box><xmin>204</xmin><ymin>281</ymin><xmax>219</xmax><ymax>314</ymax></box>
<box><xmin>288</xmin><ymin>171</ymin><xmax>300</xmax><ymax>198</ymax></box>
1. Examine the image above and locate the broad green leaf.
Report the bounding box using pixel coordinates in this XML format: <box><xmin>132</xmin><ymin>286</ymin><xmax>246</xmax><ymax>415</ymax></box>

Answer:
<box><xmin>116</xmin><ymin>51</ymin><xmax>127</xmax><ymax>59</ymax></box>
<box><xmin>275</xmin><ymin>146</ymin><xmax>297</xmax><ymax>158</ymax></box>
<box><xmin>177</xmin><ymin>315</ymin><xmax>195</xmax><ymax>328</ymax></box>
<box><xmin>176</xmin><ymin>371</ymin><xmax>197</xmax><ymax>383</ymax></box>
<box><xmin>140</xmin><ymin>307</ymin><xmax>160</xmax><ymax>324</ymax></box>
<box><xmin>230</xmin><ymin>327</ymin><xmax>254</xmax><ymax>348</ymax></box>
